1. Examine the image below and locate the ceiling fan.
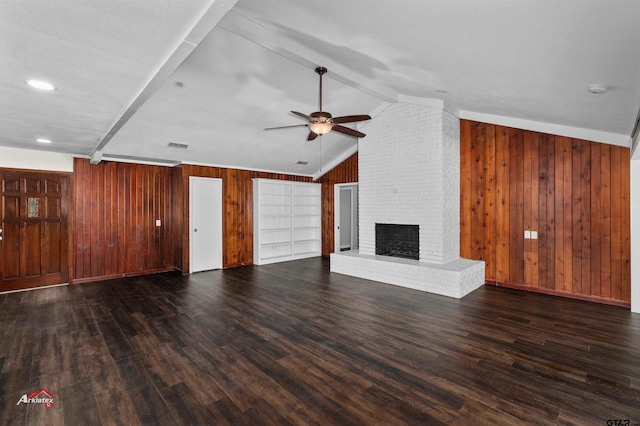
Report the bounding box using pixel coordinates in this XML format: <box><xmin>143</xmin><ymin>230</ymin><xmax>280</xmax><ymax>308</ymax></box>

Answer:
<box><xmin>265</xmin><ymin>67</ymin><xmax>371</xmax><ymax>141</ymax></box>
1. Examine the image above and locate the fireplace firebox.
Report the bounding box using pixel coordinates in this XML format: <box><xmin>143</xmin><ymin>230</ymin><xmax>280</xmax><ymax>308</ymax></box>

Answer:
<box><xmin>375</xmin><ymin>224</ymin><xmax>419</xmax><ymax>260</ymax></box>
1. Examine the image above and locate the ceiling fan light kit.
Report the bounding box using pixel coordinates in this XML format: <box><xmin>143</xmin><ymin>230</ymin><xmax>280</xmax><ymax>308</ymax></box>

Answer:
<box><xmin>308</xmin><ymin>111</ymin><xmax>333</xmax><ymax>135</ymax></box>
<box><xmin>265</xmin><ymin>66</ymin><xmax>371</xmax><ymax>141</ymax></box>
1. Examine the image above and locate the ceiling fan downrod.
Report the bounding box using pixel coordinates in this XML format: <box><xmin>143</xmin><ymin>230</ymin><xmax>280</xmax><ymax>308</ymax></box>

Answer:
<box><xmin>316</xmin><ymin>67</ymin><xmax>327</xmax><ymax>112</ymax></box>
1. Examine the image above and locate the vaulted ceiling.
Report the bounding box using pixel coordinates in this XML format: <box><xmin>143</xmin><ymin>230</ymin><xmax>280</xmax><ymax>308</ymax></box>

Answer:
<box><xmin>2</xmin><ymin>0</ymin><xmax>639</xmax><ymax>176</ymax></box>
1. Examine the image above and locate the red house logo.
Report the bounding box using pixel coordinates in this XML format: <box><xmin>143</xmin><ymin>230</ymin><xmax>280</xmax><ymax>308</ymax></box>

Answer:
<box><xmin>17</xmin><ymin>388</ymin><xmax>54</xmax><ymax>407</ymax></box>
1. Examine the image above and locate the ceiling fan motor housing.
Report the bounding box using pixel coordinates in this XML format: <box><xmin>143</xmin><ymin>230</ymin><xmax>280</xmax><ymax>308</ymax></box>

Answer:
<box><xmin>310</xmin><ymin>111</ymin><xmax>333</xmax><ymax>120</ymax></box>
<box><xmin>309</xmin><ymin>111</ymin><xmax>333</xmax><ymax>135</ymax></box>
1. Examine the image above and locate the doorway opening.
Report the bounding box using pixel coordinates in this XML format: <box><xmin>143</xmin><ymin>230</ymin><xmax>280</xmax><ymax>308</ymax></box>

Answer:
<box><xmin>334</xmin><ymin>183</ymin><xmax>358</xmax><ymax>253</ymax></box>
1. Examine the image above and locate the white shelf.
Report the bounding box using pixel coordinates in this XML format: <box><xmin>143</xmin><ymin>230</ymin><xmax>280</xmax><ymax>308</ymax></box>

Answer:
<box><xmin>253</xmin><ymin>179</ymin><xmax>322</xmax><ymax>265</ymax></box>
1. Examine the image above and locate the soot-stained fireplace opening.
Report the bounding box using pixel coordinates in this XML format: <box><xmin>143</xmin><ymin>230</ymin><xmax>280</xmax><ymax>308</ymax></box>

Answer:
<box><xmin>375</xmin><ymin>224</ymin><xmax>419</xmax><ymax>260</ymax></box>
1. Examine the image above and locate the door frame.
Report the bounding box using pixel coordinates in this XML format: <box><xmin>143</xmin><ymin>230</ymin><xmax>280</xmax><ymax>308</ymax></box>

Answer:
<box><xmin>334</xmin><ymin>183</ymin><xmax>358</xmax><ymax>253</ymax></box>
<box><xmin>189</xmin><ymin>176</ymin><xmax>223</xmax><ymax>273</ymax></box>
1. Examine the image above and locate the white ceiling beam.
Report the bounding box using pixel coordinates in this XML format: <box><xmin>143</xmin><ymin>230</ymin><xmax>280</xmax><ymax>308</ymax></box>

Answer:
<box><xmin>90</xmin><ymin>150</ymin><xmax>103</xmax><ymax>165</ymax></box>
<box><xmin>90</xmin><ymin>0</ymin><xmax>239</xmax><ymax>159</ymax></box>
<box><xmin>218</xmin><ymin>10</ymin><xmax>398</xmax><ymax>104</ymax></box>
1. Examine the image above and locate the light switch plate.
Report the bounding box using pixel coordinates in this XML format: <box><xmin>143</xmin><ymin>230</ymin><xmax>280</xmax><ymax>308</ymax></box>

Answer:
<box><xmin>156</xmin><ymin>219</ymin><xmax>161</xmax><ymax>227</ymax></box>
<box><xmin>524</xmin><ymin>230</ymin><xmax>531</xmax><ymax>239</ymax></box>
<box><xmin>531</xmin><ymin>230</ymin><xmax>538</xmax><ymax>239</ymax></box>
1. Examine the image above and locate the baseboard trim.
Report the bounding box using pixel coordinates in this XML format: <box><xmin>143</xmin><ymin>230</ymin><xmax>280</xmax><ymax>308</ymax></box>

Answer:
<box><xmin>0</xmin><ymin>282</ymin><xmax>69</xmax><ymax>295</ymax></box>
<box><xmin>71</xmin><ymin>267</ymin><xmax>176</xmax><ymax>284</ymax></box>
<box><xmin>485</xmin><ymin>280</ymin><xmax>631</xmax><ymax>308</ymax></box>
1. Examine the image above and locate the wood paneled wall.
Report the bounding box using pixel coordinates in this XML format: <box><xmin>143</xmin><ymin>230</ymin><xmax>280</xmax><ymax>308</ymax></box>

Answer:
<box><xmin>73</xmin><ymin>159</ymin><xmax>175</xmax><ymax>282</ymax></box>
<box><xmin>460</xmin><ymin>120</ymin><xmax>631</xmax><ymax>305</ymax></box>
<box><xmin>73</xmin><ymin>159</ymin><xmax>319</xmax><ymax>279</ymax></box>
<box><xmin>317</xmin><ymin>153</ymin><xmax>359</xmax><ymax>256</ymax></box>
<box><xmin>174</xmin><ymin>165</ymin><xmax>312</xmax><ymax>271</ymax></box>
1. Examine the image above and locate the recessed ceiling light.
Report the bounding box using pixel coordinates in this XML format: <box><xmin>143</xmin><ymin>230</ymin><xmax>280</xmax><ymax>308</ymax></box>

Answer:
<box><xmin>26</xmin><ymin>79</ymin><xmax>56</xmax><ymax>91</ymax></box>
<box><xmin>36</xmin><ymin>138</ymin><xmax>51</xmax><ymax>144</ymax></box>
<box><xmin>588</xmin><ymin>84</ymin><xmax>607</xmax><ymax>94</ymax></box>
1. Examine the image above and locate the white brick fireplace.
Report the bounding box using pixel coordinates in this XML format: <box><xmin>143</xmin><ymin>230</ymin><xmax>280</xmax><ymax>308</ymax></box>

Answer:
<box><xmin>330</xmin><ymin>100</ymin><xmax>485</xmax><ymax>298</ymax></box>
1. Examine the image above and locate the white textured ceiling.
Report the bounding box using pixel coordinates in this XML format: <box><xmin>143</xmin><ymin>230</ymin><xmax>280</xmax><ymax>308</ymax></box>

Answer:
<box><xmin>2</xmin><ymin>0</ymin><xmax>639</xmax><ymax>175</ymax></box>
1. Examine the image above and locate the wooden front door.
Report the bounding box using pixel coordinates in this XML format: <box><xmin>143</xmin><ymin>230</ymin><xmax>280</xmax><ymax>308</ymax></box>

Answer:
<box><xmin>1</xmin><ymin>171</ymin><xmax>70</xmax><ymax>291</ymax></box>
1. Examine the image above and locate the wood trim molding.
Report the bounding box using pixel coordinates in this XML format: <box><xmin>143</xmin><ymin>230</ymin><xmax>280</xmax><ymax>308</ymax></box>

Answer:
<box><xmin>485</xmin><ymin>280</ymin><xmax>631</xmax><ymax>308</ymax></box>
<box><xmin>71</xmin><ymin>267</ymin><xmax>176</xmax><ymax>284</ymax></box>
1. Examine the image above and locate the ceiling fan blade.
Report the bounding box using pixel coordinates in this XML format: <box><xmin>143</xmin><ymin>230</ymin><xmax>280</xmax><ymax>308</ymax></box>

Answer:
<box><xmin>332</xmin><ymin>114</ymin><xmax>371</xmax><ymax>124</ymax></box>
<box><xmin>291</xmin><ymin>111</ymin><xmax>311</xmax><ymax>121</ymax></box>
<box><xmin>332</xmin><ymin>125</ymin><xmax>366</xmax><ymax>138</ymax></box>
<box><xmin>264</xmin><ymin>124</ymin><xmax>308</xmax><ymax>130</ymax></box>
<box><xmin>307</xmin><ymin>132</ymin><xmax>318</xmax><ymax>141</ymax></box>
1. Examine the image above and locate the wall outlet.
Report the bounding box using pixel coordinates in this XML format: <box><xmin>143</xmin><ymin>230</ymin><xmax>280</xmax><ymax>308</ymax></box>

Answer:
<box><xmin>156</xmin><ymin>219</ymin><xmax>161</xmax><ymax>227</ymax></box>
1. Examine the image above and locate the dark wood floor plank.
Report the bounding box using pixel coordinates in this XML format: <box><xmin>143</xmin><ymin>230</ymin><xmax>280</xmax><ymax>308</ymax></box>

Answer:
<box><xmin>205</xmin><ymin>345</ymin><xmax>295</xmax><ymax>413</ymax></box>
<box><xmin>97</xmin><ymin>318</ymin><xmax>135</xmax><ymax>361</ymax></box>
<box><xmin>360</xmin><ymin>385</ymin><xmax>450</xmax><ymax>425</ymax></box>
<box><xmin>130</xmin><ymin>311</ymin><xmax>173</xmax><ymax>345</ymax></box>
<box><xmin>56</xmin><ymin>332</ymin><xmax>89</xmax><ymax>388</ymax></box>
<box><xmin>1</xmin><ymin>325</ymin><xmax>35</xmax><ymax>374</ymax></box>
<box><xmin>128</xmin><ymin>336</ymin><xmax>182</xmax><ymax>391</ymax></box>
<box><xmin>95</xmin><ymin>385</ymin><xmax>141</xmax><ymax>426</ymax></box>
<box><xmin>106</xmin><ymin>300</ymin><xmax>146</xmax><ymax>337</ymax></box>
<box><xmin>29</xmin><ymin>328</ymin><xmax>62</xmax><ymax>377</ymax></box>
<box><xmin>71</xmin><ymin>303</ymin><xmax>101</xmax><ymax>339</ymax></box>
<box><xmin>243</xmin><ymin>399</ymin><xmax>295</xmax><ymax>425</ymax></box>
<box><xmin>459</xmin><ymin>399</ymin><xmax>553</xmax><ymax>426</ymax></box>
<box><xmin>154</xmin><ymin>344</ymin><xmax>226</xmax><ymax>406</ymax></box>
<box><xmin>240</xmin><ymin>345</ymin><xmax>344</xmax><ymax>414</ymax></box>
<box><xmin>77</xmin><ymin>335</ymin><xmax>126</xmax><ymax>391</ymax></box>
<box><xmin>161</xmin><ymin>381</ymin><xmax>221</xmax><ymax>426</ymax></box>
<box><xmin>0</xmin><ymin>318</ymin><xmax>17</xmax><ymax>357</ymax></box>
<box><xmin>1</xmin><ymin>258</ymin><xmax>640</xmax><ymax>425</ymax></box>
<box><xmin>61</xmin><ymin>380</ymin><xmax>102</xmax><ymax>426</ymax></box>
<box><xmin>24</xmin><ymin>396</ymin><xmax>65</xmax><ymax>426</ymax></box>
<box><xmin>557</xmin><ymin>408</ymin><xmax>603</xmax><ymax>426</ymax></box>
<box><xmin>207</xmin><ymin>396</ymin><xmax>251</xmax><ymax>425</ymax></box>
<box><xmin>114</xmin><ymin>356</ymin><xmax>177</xmax><ymax>425</ymax></box>
<box><xmin>0</xmin><ymin>377</ymin><xmax>28</xmax><ymax>426</ymax></box>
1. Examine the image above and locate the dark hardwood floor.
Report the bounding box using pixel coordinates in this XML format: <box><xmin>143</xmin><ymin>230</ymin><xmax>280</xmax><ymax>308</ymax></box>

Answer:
<box><xmin>1</xmin><ymin>257</ymin><xmax>640</xmax><ymax>425</ymax></box>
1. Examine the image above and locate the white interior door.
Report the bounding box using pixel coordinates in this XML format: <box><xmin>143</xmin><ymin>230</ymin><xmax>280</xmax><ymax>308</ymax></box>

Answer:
<box><xmin>190</xmin><ymin>177</ymin><xmax>222</xmax><ymax>272</ymax></box>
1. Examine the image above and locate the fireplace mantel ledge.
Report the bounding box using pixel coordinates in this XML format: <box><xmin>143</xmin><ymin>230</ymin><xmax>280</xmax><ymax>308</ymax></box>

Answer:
<box><xmin>330</xmin><ymin>250</ymin><xmax>485</xmax><ymax>298</ymax></box>
<box><xmin>332</xmin><ymin>250</ymin><xmax>480</xmax><ymax>269</ymax></box>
